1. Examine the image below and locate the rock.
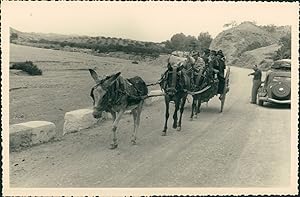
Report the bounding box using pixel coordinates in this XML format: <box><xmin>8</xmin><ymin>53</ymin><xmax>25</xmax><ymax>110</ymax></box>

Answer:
<box><xmin>210</xmin><ymin>22</ymin><xmax>290</xmax><ymax>68</ymax></box>
<box><xmin>63</xmin><ymin>109</ymin><xmax>98</xmax><ymax>135</ymax></box>
<box><xmin>10</xmin><ymin>121</ymin><xmax>56</xmax><ymax>151</ymax></box>
<box><xmin>145</xmin><ymin>90</ymin><xmax>164</xmax><ymax>106</ymax></box>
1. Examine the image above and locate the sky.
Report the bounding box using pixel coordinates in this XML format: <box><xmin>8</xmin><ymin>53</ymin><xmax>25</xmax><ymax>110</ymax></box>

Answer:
<box><xmin>2</xmin><ymin>1</ymin><xmax>298</xmax><ymax>42</ymax></box>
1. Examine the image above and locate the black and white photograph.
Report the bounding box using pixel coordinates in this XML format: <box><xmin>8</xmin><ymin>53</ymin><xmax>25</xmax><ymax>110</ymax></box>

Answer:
<box><xmin>1</xmin><ymin>1</ymin><xmax>299</xmax><ymax>196</ymax></box>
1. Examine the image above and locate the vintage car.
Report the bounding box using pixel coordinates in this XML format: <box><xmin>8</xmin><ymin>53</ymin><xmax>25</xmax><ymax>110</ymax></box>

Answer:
<box><xmin>257</xmin><ymin>59</ymin><xmax>291</xmax><ymax>106</ymax></box>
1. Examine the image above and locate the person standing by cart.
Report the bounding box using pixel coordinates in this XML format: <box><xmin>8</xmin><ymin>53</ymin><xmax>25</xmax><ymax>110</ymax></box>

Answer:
<box><xmin>248</xmin><ymin>65</ymin><xmax>262</xmax><ymax>104</ymax></box>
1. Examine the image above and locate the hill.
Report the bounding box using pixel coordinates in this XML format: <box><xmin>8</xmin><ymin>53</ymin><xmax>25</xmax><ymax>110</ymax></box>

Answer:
<box><xmin>10</xmin><ymin>28</ymin><xmax>169</xmax><ymax>60</ymax></box>
<box><xmin>210</xmin><ymin>22</ymin><xmax>291</xmax><ymax>70</ymax></box>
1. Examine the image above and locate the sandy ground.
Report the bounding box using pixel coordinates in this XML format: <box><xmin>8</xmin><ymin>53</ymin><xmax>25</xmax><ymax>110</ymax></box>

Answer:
<box><xmin>9</xmin><ymin>44</ymin><xmax>166</xmax><ymax>136</ymax></box>
<box><xmin>9</xmin><ymin>44</ymin><xmax>291</xmax><ymax>188</ymax></box>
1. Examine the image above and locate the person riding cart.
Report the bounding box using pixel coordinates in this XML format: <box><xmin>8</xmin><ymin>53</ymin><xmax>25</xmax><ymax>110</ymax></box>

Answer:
<box><xmin>216</xmin><ymin>50</ymin><xmax>226</xmax><ymax>97</ymax></box>
<box><xmin>190</xmin><ymin>51</ymin><xmax>206</xmax><ymax>87</ymax></box>
<box><xmin>202</xmin><ymin>48</ymin><xmax>211</xmax><ymax>66</ymax></box>
<box><xmin>208</xmin><ymin>50</ymin><xmax>219</xmax><ymax>78</ymax></box>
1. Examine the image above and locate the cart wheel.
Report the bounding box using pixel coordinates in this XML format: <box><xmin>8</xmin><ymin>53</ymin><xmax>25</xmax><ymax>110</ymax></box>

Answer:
<box><xmin>220</xmin><ymin>67</ymin><xmax>230</xmax><ymax>113</ymax></box>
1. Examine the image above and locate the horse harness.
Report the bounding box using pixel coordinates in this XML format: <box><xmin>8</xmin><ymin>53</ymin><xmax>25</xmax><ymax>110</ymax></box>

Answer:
<box><xmin>90</xmin><ymin>76</ymin><xmax>145</xmax><ymax>110</ymax></box>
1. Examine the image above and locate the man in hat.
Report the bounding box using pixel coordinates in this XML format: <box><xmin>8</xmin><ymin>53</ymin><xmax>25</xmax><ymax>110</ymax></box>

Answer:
<box><xmin>248</xmin><ymin>65</ymin><xmax>262</xmax><ymax>104</ymax></box>
<box><xmin>208</xmin><ymin>50</ymin><xmax>220</xmax><ymax>78</ymax></box>
<box><xmin>216</xmin><ymin>50</ymin><xmax>226</xmax><ymax>95</ymax></box>
<box><xmin>191</xmin><ymin>51</ymin><xmax>206</xmax><ymax>87</ymax></box>
<box><xmin>217</xmin><ymin>50</ymin><xmax>226</xmax><ymax>77</ymax></box>
<box><xmin>202</xmin><ymin>48</ymin><xmax>211</xmax><ymax>66</ymax></box>
<box><xmin>191</xmin><ymin>52</ymin><xmax>205</xmax><ymax>71</ymax></box>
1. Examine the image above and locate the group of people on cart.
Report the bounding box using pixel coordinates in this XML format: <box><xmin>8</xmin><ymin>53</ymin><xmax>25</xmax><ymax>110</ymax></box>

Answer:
<box><xmin>169</xmin><ymin>48</ymin><xmax>227</xmax><ymax>99</ymax></box>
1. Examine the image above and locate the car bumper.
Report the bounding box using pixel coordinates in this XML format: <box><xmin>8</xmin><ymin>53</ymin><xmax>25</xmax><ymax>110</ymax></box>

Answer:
<box><xmin>258</xmin><ymin>96</ymin><xmax>291</xmax><ymax>104</ymax></box>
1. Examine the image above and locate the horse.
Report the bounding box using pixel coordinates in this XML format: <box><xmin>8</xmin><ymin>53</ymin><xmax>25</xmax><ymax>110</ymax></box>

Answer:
<box><xmin>89</xmin><ymin>69</ymin><xmax>148</xmax><ymax>149</ymax></box>
<box><xmin>159</xmin><ymin>58</ymin><xmax>191</xmax><ymax>136</ymax></box>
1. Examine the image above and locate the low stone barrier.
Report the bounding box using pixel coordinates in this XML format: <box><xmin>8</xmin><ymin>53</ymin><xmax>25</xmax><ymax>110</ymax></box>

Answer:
<box><xmin>63</xmin><ymin>108</ymin><xmax>98</xmax><ymax>135</ymax></box>
<box><xmin>145</xmin><ymin>89</ymin><xmax>164</xmax><ymax>105</ymax></box>
<box><xmin>10</xmin><ymin>89</ymin><xmax>165</xmax><ymax>151</ymax></box>
<box><xmin>10</xmin><ymin>121</ymin><xmax>56</xmax><ymax>151</ymax></box>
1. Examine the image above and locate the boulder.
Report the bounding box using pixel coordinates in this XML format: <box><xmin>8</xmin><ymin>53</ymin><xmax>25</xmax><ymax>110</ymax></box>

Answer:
<box><xmin>145</xmin><ymin>90</ymin><xmax>164</xmax><ymax>106</ymax></box>
<box><xmin>210</xmin><ymin>22</ymin><xmax>290</xmax><ymax>68</ymax></box>
<box><xmin>63</xmin><ymin>109</ymin><xmax>98</xmax><ymax>135</ymax></box>
<box><xmin>10</xmin><ymin>121</ymin><xmax>56</xmax><ymax>151</ymax></box>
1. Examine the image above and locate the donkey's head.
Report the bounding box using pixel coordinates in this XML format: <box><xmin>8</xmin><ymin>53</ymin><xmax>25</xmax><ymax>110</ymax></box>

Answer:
<box><xmin>89</xmin><ymin>69</ymin><xmax>121</xmax><ymax>118</ymax></box>
<box><xmin>161</xmin><ymin>63</ymin><xmax>184</xmax><ymax>96</ymax></box>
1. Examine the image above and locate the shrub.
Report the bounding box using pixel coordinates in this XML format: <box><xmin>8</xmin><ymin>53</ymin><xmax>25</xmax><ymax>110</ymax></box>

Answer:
<box><xmin>261</xmin><ymin>25</ymin><xmax>276</xmax><ymax>33</ymax></box>
<box><xmin>272</xmin><ymin>33</ymin><xmax>291</xmax><ymax>61</ymax></box>
<box><xmin>243</xmin><ymin>41</ymin><xmax>262</xmax><ymax>52</ymax></box>
<box><xmin>10</xmin><ymin>61</ymin><xmax>42</xmax><ymax>75</ymax></box>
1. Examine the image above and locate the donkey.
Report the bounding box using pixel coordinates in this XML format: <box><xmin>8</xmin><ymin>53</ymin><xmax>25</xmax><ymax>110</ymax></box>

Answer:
<box><xmin>189</xmin><ymin>66</ymin><xmax>211</xmax><ymax>120</ymax></box>
<box><xmin>159</xmin><ymin>62</ymin><xmax>190</xmax><ymax>136</ymax></box>
<box><xmin>189</xmin><ymin>62</ymin><xmax>220</xmax><ymax>120</ymax></box>
<box><xmin>89</xmin><ymin>69</ymin><xmax>148</xmax><ymax>149</ymax></box>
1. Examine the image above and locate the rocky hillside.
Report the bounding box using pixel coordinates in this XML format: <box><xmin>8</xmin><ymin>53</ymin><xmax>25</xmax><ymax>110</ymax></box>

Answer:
<box><xmin>210</xmin><ymin>22</ymin><xmax>291</xmax><ymax>70</ymax></box>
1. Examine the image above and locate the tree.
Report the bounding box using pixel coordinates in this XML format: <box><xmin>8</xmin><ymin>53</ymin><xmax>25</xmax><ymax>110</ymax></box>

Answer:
<box><xmin>170</xmin><ymin>33</ymin><xmax>187</xmax><ymax>51</ymax></box>
<box><xmin>184</xmin><ymin>35</ymin><xmax>199</xmax><ymax>51</ymax></box>
<box><xmin>10</xmin><ymin>32</ymin><xmax>18</xmax><ymax>42</ymax></box>
<box><xmin>197</xmin><ymin>32</ymin><xmax>213</xmax><ymax>52</ymax></box>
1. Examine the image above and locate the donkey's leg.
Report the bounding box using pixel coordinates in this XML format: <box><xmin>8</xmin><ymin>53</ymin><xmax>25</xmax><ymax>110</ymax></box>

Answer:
<box><xmin>131</xmin><ymin>108</ymin><xmax>138</xmax><ymax>145</ymax></box>
<box><xmin>196</xmin><ymin>99</ymin><xmax>202</xmax><ymax>114</ymax></box>
<box><xmin>110</xmin><ymin>109</ymin><xmax>124</xmax><ymax>149</ymax></box>
<box><xmin>162</xmin><ymin>97</ymin><xmax>170</xmax><ymax>136</ymax></box>
<box><xmin>190</xmin><ymin>96</ymin><xmax>196</xmax><ymax>121</ymax></box>
<box><xmin>177</xmin><ymin>95</ymin><xmax>187</xmax><ymax>131</ymax></box>
<box><xmin>131</xmin><ymin>102</ymin><xmax>143</xmax><ymax>145</ymax></box>
<box><xmin>172</xmin><ymin>99</ymin><xmax>180</xmax><ymax>129</ymax></box>
<box><xmin>194</xmin><ymin>97</ymin><xmax>200</xmax><ymax>119</ymax></box>
<box><xmin>111</xmin><ymin>111</ymin><xmax>116</xmax><ymax>122</ymax></box>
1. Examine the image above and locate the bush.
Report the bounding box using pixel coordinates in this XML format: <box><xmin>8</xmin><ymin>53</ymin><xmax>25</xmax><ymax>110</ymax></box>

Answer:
<box><xmin>243</xmin><ymin>41</ymin><xmax>262</xmax><ymax>52</ymax></box>
<box><xmin>272</xmin><ymin>33</ymin><xmax>291</xmax><ymax>61</ymax></box>
<box><xmin>10</xmin><ymin>61</ymin><xmax>42</xmax><ymax>75</ymax></box>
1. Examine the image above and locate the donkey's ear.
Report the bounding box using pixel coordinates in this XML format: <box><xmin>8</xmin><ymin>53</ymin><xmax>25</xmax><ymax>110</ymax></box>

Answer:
<box><xmin>109</xmin><ymin>72</ymin><xmax>121</xmax><ymax>83</ymax></box>
<box><xmin>103</xmin><ymin>72</ymin><xmax>121</xmax><ymax>88</ymax></box>
<box><xmin>114</xmin><ymin>72</ymin><xmax>121</xmax><ymax>78</ymax></box>
<box><xmin>89</xmin><ymin>69</ymin><xmax>100</xmax><ymax>83</ymax></box>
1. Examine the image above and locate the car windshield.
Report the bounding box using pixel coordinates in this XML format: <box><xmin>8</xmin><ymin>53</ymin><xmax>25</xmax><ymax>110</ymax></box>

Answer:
<box><xmin>272</xmin><ymin>76</ymin><xmax>291</xmax><ymax>82</ymax></box>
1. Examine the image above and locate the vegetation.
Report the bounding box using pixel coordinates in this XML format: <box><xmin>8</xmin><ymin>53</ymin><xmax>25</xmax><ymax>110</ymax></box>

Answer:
<box><xmin>10</xmin><ymin>61</ymin><xmax>42</xmax><ymax>75</ymax></box>
<box><xmin>261</xmin><ymin>24</ymin><xmax>277</xmax><ymax>33</ymax></box>
<box><xmin>272</xmin><ymin>33</ymin><xmax>291</xmax><ymax>61</ymax></box>
<box><xmin>29</xmin><ymin>38</ymin><xmax>165</xmax><ymax>58</ymax></box>
<box><xmin>10</xmin><ymin>32</ymin><xmax>18</xmax><ymax>42</ymax></box>
<box><xmin>242</xmin><ymin>41</ymin><xmax>263</xmax><ymax>53</ymax></box>
<box><xmin>11</xmin><ymin>28</ymin><xmax>214</xmax><ymax>58</ymax></box>
<box><xmin>164</xmin><ymin>32</ymin><xmax>212</xmax><ymax>53</ymax></box>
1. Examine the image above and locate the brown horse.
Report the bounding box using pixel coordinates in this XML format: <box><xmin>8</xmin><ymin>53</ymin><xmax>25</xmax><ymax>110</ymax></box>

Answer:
<box><xmin>159</xmin><ymin>63</ymin><xmax>190</xmax><ymax>136</ymax></box>
<box><xmin>89</xmin><ymin>69</ymin><xmax>148</xmax><ymax>149</ymax></box>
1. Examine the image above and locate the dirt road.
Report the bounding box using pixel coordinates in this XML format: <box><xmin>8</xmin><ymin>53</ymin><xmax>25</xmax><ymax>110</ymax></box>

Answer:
<box><xmin>10</xmin><ymin>66</ymin><xmax>291</xmax><ymax>188</ymax></box>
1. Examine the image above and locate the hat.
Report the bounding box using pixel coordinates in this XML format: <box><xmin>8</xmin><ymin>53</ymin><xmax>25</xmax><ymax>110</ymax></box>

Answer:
<box><xmin>191</xmin><ymin>51</ymin><xmax>200</xmax><ymax>57</ymax></box>
<box><xmin>210</xmin><ymin>50</ymin><xmax>217</xmax><ymax>55</ymax></box>
<box><xmin>252</xmin><ymin>65</ymin><xmax>258</xmax><ymax>69</ymax></box>
<box><xmin>204</xmin><ymin>48</ymin><xmax>210</xmax><ymax>54</ymax></box>
<box><xmin>217</xmin><ymin>50</ymin><xmax>224</xmax><ymax>56</ymax></box>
